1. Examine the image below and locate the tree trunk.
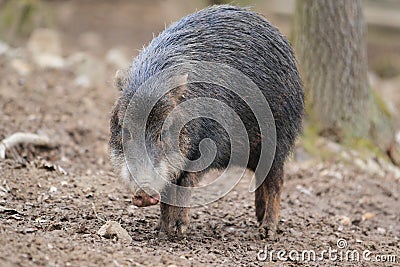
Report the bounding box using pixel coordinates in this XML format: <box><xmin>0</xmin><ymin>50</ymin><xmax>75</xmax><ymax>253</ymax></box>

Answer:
<box><xmin>294</xmin><ymin>0</ymin><xmax>370</xmax><ymax>140</ymax></box>
<box><xmin>209</xmin><ymin>0</ymin><xmax>226</xmax><ymax>5</ymax></box>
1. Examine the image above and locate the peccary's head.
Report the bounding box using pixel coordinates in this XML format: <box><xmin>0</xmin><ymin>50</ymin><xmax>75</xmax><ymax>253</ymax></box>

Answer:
<box><xmin>109</xmin><ymin>70</ymin><xmax>190</xmax><ymax>207</ymax></box>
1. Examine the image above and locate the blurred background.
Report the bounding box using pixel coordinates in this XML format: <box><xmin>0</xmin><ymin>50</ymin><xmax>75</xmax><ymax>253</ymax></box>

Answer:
<box><xmin>1</xmin><ymin>0</ymin><xmax>400</xmax><ymax>79</ymax></box>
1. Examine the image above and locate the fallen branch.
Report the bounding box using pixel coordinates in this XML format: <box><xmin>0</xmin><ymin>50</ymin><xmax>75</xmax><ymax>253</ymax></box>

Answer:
<box><xmin>0</xmin><ymin>132</ymin><xmax>51</xmax><ymax>159</ymax></box>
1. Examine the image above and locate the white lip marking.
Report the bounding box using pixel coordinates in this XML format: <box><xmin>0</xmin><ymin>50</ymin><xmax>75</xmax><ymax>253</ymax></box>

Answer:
<box><xmin>121</xmin><ymin>164</ymin><xmax>131</xmax><ymax>183</ymax></box>
<box><xmin>120</xmin><ymin>164</ymin><xmax>139</xmax><ymax>193</ymax></box>
<box><xmin>118</xmin><ymin>155</ymin><xmax>186</xmax><ymax>196</ymax></box>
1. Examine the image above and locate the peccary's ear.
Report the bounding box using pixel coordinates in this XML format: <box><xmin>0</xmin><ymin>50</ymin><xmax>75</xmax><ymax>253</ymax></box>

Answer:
<box><xmin>114</xmin><ymin>69</ymin><xmax>129</xmax><ymax>92</ymax></box>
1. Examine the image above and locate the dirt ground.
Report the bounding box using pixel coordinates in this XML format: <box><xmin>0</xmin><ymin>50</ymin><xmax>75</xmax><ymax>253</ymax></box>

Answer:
<box><xmin>1</xmin><ymin>1</ymin><xmax>400</xmax><ymax>266</ymax></box>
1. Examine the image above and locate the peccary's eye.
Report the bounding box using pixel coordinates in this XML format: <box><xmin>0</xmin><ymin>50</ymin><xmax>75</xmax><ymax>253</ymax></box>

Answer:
<box><xmin>122</xmin><ymin>127</ymin><xmax>132</xmax><ymax>141</ymax></box>
<box><xmin>160</xmin><ymin>130</ymin><xmax>168</xmax><ymax>141</ymax></box>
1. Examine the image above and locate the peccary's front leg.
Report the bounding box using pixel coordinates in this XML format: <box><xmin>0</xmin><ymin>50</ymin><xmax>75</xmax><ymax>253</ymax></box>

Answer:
<box><xmin>158</xmin><ymin>172</ymin><xmax>197</xmax><ymax>237</ymax></box>
<box><xmin>159</xmin><ymin>203</ymin><xmax>190</xmax><ymax>237</ymax></box>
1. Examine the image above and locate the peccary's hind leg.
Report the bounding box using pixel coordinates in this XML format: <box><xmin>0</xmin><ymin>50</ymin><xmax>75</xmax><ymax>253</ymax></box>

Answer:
<box><xmin>255</xmin><ymin>182</ymin><xmax>266</xmax><ymax>223</ymax></box>
<box><xmin>255</xmin><ymin>165</ymin><xmax>284</xmax><ymax>239</ymax></box>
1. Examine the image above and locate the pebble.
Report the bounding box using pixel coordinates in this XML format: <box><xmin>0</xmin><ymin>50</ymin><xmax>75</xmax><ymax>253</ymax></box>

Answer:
<box><xmin>10</xmin><ymin>59</ymin><xmax>32</xmax><ymax>76</ymax></box>
<box><xmin>296</xmin><ymin>185</ymin><xmax>313</xmax><ymax>196</ymax></box>
<box><xmin>27</xmin><ymin>28</ymin><xmax>65</xmax><ymax>69</ymax></box>
<box><xmin>339</xmin><ymin>216</ymin><xmax>351</xmax><ymax>226</ymax></box>
<box><xmin>377</xmin><ymin>227</ymin><xmax>386</xmax><ymax>235</ymax></box>
<box><xmin>49</xmin><ymin>186</ymin><xmax>58</xmax><ymax>193</ymax></box>
<box><xmin>97</xmin><ymin>221</ymin><xmax>132</xmax><ymax>243</ymax></box>
<box><xmin>362</xmin><ymin>212</ymin><xmax>376</xmax><ymax>221</ymax></box>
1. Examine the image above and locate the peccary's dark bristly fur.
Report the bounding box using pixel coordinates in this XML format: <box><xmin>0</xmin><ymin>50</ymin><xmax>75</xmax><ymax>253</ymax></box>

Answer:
<box><xmin>113</xmin><ymin>5</ymin><xmax>304</xmax><ymax>169</ymax></box>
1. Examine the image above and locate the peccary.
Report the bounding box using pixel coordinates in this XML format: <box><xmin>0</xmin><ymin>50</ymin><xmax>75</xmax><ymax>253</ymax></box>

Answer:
<box><xmin>109</xmin><ymin>5</ymin><xmax>304</xmax><ymax>238</ymax></box>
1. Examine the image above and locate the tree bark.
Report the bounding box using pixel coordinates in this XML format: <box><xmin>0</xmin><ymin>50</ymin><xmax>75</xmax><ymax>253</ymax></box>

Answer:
<box><xmin>294</xmin><ymin>0</ymin><xmax>370</xmax><ymax>140</ymax></box>
<box><xmin>208</xmin><ymin>0</ymin><xmax>227</xmax><ymax>5</ymax></box>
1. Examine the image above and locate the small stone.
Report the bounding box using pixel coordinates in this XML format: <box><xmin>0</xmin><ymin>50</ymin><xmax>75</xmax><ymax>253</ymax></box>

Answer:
<box><xmin>10</xmin><ymin>59</ymin><xmax>32</xmax><ymax>76</ymax></box>
<box><xmin>354</xmin><ymin>159</ymin><xmax>367</xmax><ymax>170</ymax></box>
<box><xmin>49</xmin><ymin>186</ymin><xmax>58</xmax><ymax>193</ymax></box>
<box><xmin>33</xmin><ymin>54</ymin><xmax>64</xmax><ymax>69</ymax></box>
<box><xmin>74</xmin><ymin>75</ymin><xmax>91</xmax><ymax>88</ymax></box>
<box><xmin>377</xmin><ymin>227</ymin><xmax>386</xmax><ymax>235</ymax></box>
<box><xmin>362</xmin><ymin>212</ymin><xmax>375</xmax><ymax>221</ymax></box>
<box><xmin>97</xmin><ymin>221</ymin><xmax>132</xmax><ymax>243</ymax></box>
<box><xmin>127</xmin><ymin>205</ymin><xmax>137</xmax><ymax>215</ymax></box>
<box><xmin>321</xmin><ymin>169</ymin><xmax>343</xmax><ymax>180</ymax></box>
<box><xmin>365</xmin><ymin>158</ymin><xmax>384</xmax><ymax>177</ymax></box>
<box><xmin>339</xmin><ymin>216</ymin><xmax>351</xmax><ymax>226</ymax></box>
<box><xmin>227</xmin><ymin>227</ymin><xmax>235</xmax><ymax>233</ymax></box>
<box><xmin>296</xmin><ymin>185</ymin><xmax>313</xmax><ymax>196</ymax></box>
<box><xmin>322</xmin><ymin>138</ymin><xmax>343</xmax><ymax>154</ymax></box>
<box><xmin>27</xmin><ymin>28</ymin><xmax>65</xmax><ymax>69</ymax></box>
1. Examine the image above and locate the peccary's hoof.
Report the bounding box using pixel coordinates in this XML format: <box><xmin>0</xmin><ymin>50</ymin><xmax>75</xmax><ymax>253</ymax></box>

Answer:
<box><xmin>259</xmin><ymin>223</ymin><xmax>277</xmax><ymax>240</ymax></box>
<box><xmin>167</xmin><ymin>223</ymin><xmax>188</xmax><ymax>239</ymax></box>
<box><xmin>157</xmin><ymin>221</ymin><xmax>188</xmax><ymax>239</ymax></box>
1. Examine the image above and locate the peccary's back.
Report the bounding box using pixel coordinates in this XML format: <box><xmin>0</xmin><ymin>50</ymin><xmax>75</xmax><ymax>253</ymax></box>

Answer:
<box><xmin>126</xmin><ymin>5</ymin><xmax>304</xmax><ymax>165</ymax></box>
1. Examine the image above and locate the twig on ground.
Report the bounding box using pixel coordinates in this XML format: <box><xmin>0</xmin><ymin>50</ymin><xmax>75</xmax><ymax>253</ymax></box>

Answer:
<box><xmin>0</xmin><ymin>132</ymin><xmax>52</xmax><ymax>159</ymax></box>
<box><xmin>92</xmin><ymin>202</ymin><xmax>106</xmax><ymax>223</ymax></box>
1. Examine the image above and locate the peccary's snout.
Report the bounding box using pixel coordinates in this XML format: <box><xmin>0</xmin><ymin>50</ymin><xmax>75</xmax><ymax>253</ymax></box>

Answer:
<box><xmin>132</xmin><ymin>189</ymin><xmax>160</xmax><ymax>207</ymax></box>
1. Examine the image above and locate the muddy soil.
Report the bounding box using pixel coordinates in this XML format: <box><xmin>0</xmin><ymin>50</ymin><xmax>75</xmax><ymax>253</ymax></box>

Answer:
<box><xmin>1</xmin><ymin>1</ymin><xmax>400</xmax><ymax>266</ymax></box>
